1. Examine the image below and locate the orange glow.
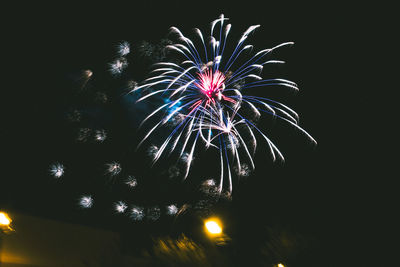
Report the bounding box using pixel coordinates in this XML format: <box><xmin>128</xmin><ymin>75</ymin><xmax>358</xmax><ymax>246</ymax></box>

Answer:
<box><xmin>204</xmin><ymin>218</ymin><xmax>222</xmax><ymax>235</ymax></box>
<box><xmin>0</xmin><ymin>211</ymin><xmax>11</xmax><ymax>226</ymax></box>
<box><xmin>0</xmin><ymin>252</ymin><xmax>31</xmax><ymax>265</ymax></box>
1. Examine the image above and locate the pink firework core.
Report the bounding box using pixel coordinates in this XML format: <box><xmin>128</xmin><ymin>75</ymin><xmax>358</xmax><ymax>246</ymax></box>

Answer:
<box><xmin>195</xmin><ymin>69</ymin><xmax>226</xmax><ymax>99</ymax></box>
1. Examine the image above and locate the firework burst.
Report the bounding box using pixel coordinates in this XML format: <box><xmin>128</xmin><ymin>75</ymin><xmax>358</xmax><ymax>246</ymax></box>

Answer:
<box><xmin>94</xmin><ymin>129</ymin><xmax>107</xmax><ymax>142</ymax></box>
<box><xmin>130</xmin><ymin>205</ymin><xmax>145</xmax><ymax>221</ymax></box>
<box><xmin>49</xmin><ymin>163</ymin><xmax>65</xmax><ymax>178</ymax></box>
<box><xmin>130</xmin><ymin>14</ymin><xmax>316</xmax><ymax>193</ymax></box>
<box><xmin>79</xmin><ymin>195</ymin><xmax>94</xmax><ymax>208</ymax></box>
<box><xmin>147</xmin><ymin>206</ymin><xmax>161</xmax><ymax>221</ymax></box>
<box><xmin>117</xmin><ymin>41</ymin><xmax>130</xmax><ymax>56</ymax></box>
<box><xmin>114</xmin><ymin>201</ymin><xmax>128</xmax><ymax>213</ymax></box>
<box><xmin>166</xmin><ymin>204</ymin><xmax>179</xmax><ymax>215</ymax></box>
<box><xmin>105</xmin><ymin>162</ymin><xmax>122</xmax><ymax>177</ymax></box>
<box><xmin>125</xmin><ymin>175</ymin><xmax>138</xmax><ymax>188</ymax></box>
<box><xmin>109</xmin><ymin>57</ymin><xmax>128</xmax><ymax>76</ymax></box>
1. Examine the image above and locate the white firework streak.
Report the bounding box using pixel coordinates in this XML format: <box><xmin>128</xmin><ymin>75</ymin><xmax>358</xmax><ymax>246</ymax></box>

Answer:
<box><xmin>194</xmin><ymin>105</ymin><xmax>257</xmax><ymax>192</ymax></box>
<box><xmin>130</xmin><ymin>14</ymin><xmax>316</xmax><ymax>192</ymax></box>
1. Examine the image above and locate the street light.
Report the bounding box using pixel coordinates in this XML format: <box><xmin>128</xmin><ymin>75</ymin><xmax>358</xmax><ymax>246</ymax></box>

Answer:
<box><xmin>203</xmin><ymin>217</ymin><xmax>231</xmax><ymax>246</ymax></box>
<box><xmin>0</xmin><ymin>211</ymin><xmax>13</xmax><ymax>232</ymax></box>
<box><xmin>204</xmin><ymin>218</ymin><xmax>222</xmax><ymax>235</ymax></box>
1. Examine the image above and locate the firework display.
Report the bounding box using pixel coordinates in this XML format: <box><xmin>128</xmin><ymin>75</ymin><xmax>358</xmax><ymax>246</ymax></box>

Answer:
<box><xmin>131</xmin><ymin>14</ymin><xmax>316</xmax><ymax>193</ymax></box>
<box><xmin>46</xmin><ymin>14</ymin><xmax>315</xmax><ymax>224</ymax></box>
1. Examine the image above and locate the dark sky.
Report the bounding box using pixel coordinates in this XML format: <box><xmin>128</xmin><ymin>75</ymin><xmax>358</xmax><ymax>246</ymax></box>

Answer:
<box><xmin>4</xmin><ymin>1</ymin><xmax>387</xmax><ymax>266</ymax></box>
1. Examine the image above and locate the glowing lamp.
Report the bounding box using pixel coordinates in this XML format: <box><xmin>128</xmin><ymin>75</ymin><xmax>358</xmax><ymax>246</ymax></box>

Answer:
<box><xmin>205</xmin><ymin>219</ymin><xmax>222</xmax><ymax>235</ymax></box>
<box><xmin>0</xmin><ymin>211</ymin><xmax>13</xmax><ymax>233</ymax></box>
<box><xmin>0</xmin><ymin>212</ymin><xmax>11</xmax><ymax>226</ymax></box>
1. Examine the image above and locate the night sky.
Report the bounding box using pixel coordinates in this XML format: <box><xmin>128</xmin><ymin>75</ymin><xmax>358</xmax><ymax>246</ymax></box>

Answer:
<box><xmin>4</xmin><ymin>1</ymin><xmax>386</xmax><ymax>266</ymax></box>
